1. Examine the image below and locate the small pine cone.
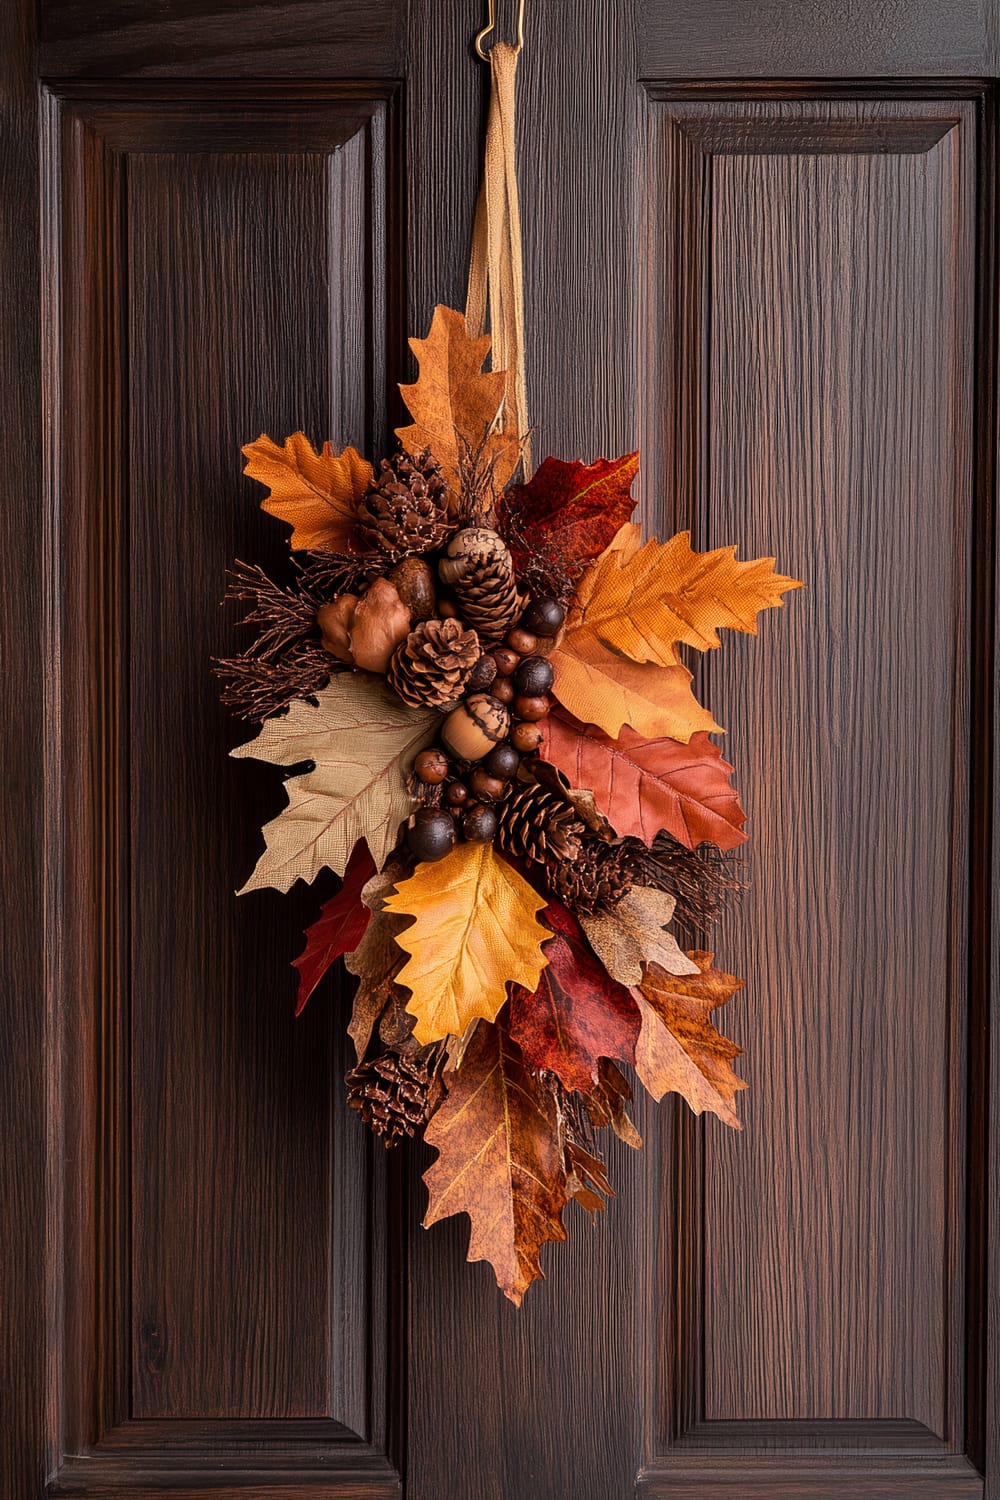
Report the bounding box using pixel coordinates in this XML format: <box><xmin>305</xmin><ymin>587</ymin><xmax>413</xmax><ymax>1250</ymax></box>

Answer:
<box><xmin>355</xmin><ymin>448</ymin><xmax>453</xmax><ymax>557</ymax></box>
<box><xmin>388</xmin><ymin>618</ymin><xmax>481</xmax><ymax>710</ymax></box>
<box><xmin>345</xmin><ymin>1050</ymin><xmax>435</xmax><ymax>1148</ymax></box>
<box><xmin>544</xmin><ymin>840</ymin><xmax>634</xmax><ymax>915</ymax></box>
<box><xmin>438</xmin><ymin>527</ymin><xmax>519</xmax><ymax>641</ymax></box>
<box><xmin>495</xmin><ymin>783</ymin><xmax>584</xmax><ymax>865</ymax></box>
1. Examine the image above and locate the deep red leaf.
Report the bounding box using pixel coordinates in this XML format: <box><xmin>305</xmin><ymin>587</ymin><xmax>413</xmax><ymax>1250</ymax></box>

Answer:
<box><xmin>293</xmin><ymin>841</ymin><xmax>376</xmax><ymax>1015</ymax></box>
<box><xmin>501</xmin><ymin>454</ymin><xmax>639</xmax><ymax>581</ymax></box>
<box><xmin>509</xmin><ymin>901</ymin><xmax>641</xmax><ymax>1092</ymax></box>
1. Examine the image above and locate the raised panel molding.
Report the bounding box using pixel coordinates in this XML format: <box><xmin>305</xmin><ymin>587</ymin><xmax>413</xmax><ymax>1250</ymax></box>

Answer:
<box><xmin>41</xmin><ymin>83</ymin><xmax>404</xmax><ymax>1496</ymax></box>
<box><xmin>637</xmin><ymin>86</ymin><xmax>994</xmax><ymax>1498</ymax></box>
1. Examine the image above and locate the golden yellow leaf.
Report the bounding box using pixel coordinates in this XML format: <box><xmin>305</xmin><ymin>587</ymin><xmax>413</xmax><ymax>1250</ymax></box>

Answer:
<box><xmin>384</xmin><ymin>842</ymin><xmax>549</xmax><ymax>1046</ymax></box>
<box><xmin>396</xmin><ymin>305</ymin><xmax>520</xmax><ymax>496</ymax></box>
<box><xmin>231</xmin><ymin>677</ymin><xmax>437</xmax><ymax>890</ymax></box>
<box><xmin>633</xmin><ymin>954</ymin><xmax>747</xmax><ymax>1128</ymax></box>
<box><xmin>243</xmin><ymin>431</ymin><xmax>373</xmax><ymax>551</ymax></box>
<box><xmin>550</xmin><ymin>626</ymin><xmax>722</xmax><ymax>741</ymax></box>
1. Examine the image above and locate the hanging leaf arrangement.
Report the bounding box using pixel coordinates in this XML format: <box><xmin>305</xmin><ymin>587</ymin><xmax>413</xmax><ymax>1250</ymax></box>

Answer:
<box><xmin>218</xmin><ymin>305</ymin><xmax>801</xmax><ymax>1305</ymax></box>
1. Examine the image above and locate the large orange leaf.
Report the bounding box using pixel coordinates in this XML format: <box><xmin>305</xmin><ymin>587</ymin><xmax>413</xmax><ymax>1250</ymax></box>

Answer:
<box><xmin>633</xmin><ymin>953</ymin><xmax>747</xmax><ymax>1128</ymax></box>
<box><xmin>423</xmin><ymin>1019</ymin><xmax>568</xmax><ymax>1305</ymax></box>
<box><xmin>384</xmin><ymin>842</ymin><xmax>549</xmax><ymax>1046</ymax></box>
<box><xmin>539</xmin><ymin>711</ymin><xmax>747</xmax><ymax>850</ymax></box>
<box><xmin>570</xmin><ymin>529</ymin><xmax>802</xmax><ymax>669</ymax></box>
<box><xmin>396</xmin><ymin>305</ymin><xmax>520</xmax><ymax>495</ymax></box>
<box><xmin>242</xmin><ymin>432</ymin><xmax>373</xmax><ymax>552</ymax></box>
<box><xmin>508</xmin><ymin>901</ymin><xmax>640</xmax><ymax>1092</ymax></box>
<box><xmin>549</xmin><ymin>626</ymin><xmax>721</xmax><ymax>742</ymax></box>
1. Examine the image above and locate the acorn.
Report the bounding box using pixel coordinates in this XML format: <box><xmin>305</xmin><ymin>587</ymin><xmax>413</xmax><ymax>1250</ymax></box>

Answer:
<box><xmin>463</xmin><ymin>804</ymin><xmax>498</xmax><ymax>844</ymax></box>
<box><xmin>520</xmin><ymin>597</ymin><xmax>566</xmax><ymax>637</ymax></box>
<box><xmin>406</xmin><ymin>807</ymin><xmax>456</xmax><ymax>862</ymax></box>
<box><xmin>513</xmin><ymin>694</ymin><xmax>550</xmax><ymax>723</ymax></box>
<box><xmin>511</xmin><ymin>720</ymin><xmax>544</xmax><ymax>753</ymax></box>
<box><xmin>468</xmin><ymin>768</ymin><xmax>507</xmax><ymax>804</ymax></box>
<box><xmin>440</xmin><ymin>694</ymin><xmax>510</xmax><ymax>761</ymax></box>
<box><xmin>414</xmin><ymin>748</ymin><xmax>449</xmax><ymax>785</ymax></box>
<box><xmin>484</xmin><ymin>742</ymin><xmax>520</xmax><ymax>779</ymax></box>
<box><xmin>513</xmin><ymin>655</ymin><xmax>555</xmax><ymax>697</ymax></box>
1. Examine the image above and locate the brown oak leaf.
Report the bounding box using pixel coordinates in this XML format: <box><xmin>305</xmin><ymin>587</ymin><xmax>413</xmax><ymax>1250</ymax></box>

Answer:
<box><xmin>423</xmin><ymin>1019</ymin><xmax>568</xmax><ymax>1305</ymax></box>
<box><xmin>292</xmin><ymin>841</ymin><xmax>376</xmax><ymax>1015</ymax></box>
<box><xmin>508</xmin><ymin>901</ymin><xmax>640</xmax><ymax>1093</ymax></box>
<box><xmin>580</xmin><ymin>886</ymin><xmax>699</xmax><ymax>987</ymax></box>
<box><xmin>500</xmin><ymin>453</ymin><xmax>639</xmax><ymax>580</ymax></box>
<box><xmin>242</xmin><ymin>432</ymin><xmax>373</xmax><ymax>552</ymax></box>
<box><xmin>634</xmin><ymin>953</ymin><xmax>747</xmax><ymax>1128</ymax></box>
<box><xmin>539</xmin><ymin>711</ymin><xmax>747</xmax><ymax>851</ymax></box>
<box><xmin>343</xmin><ymin>860</ymin><xmax>412</xmax><ymax>1062</ymax></box>
<box><xmin>582</xmin><ymin>1059</ymin><xmax>643</xmax><ymax>1149</ymax></box>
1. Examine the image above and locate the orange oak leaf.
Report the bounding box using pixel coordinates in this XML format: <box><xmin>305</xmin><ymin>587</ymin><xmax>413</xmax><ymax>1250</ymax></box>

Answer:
<box><xmin>292</xmin><ymin>841</ymin><xmax>376</xmax><ymax>1015</ymax></box>
<box><xmin>508</xmin><ymin>901</ymin><xmax>641</xmax><ymax>1093</ymax></box>
<box><xmin>423</xmin><ymin>1018</ymin><xmax>568</xmax><ymax>1305</ymax></box>
<box><xmin>396</xmin><ymin>305</ymin><xmax>520</xmax><ymax>495</ymax></box>
<box><xmin>500</xmin><ymin>453</ymin><xmax>639</xmax><ymax>580</ymax></box>
<box><xmin>633</xmin><ymin>953</ymin><xmax>747</xmax><ymax>1128</ymax></box>
<box><xmin>242</xmin><ymin>432</ymin><xmax>374</xmax><ymax>552</ymax></box>
<box><xmin>549</xmin><ymin>627</ymin><xmax>721</xmax><ymax>742</ymax></box>
<box><xmin>383</xmin><ymin>842</ymin><xmax>549</xmax><ymax>1046</ymax></box>
<box><xmin>569</xmin><ymin>529</ymin><xmax>802</xmax><ymax>670</ymax></box>
<box><xmin>539</xmin><ymin>710</ymin><xmax>747</xmax><ymax>851</ymax></box>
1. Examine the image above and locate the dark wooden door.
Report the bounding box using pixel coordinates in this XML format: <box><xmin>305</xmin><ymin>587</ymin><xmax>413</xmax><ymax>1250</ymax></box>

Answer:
<box><xmin>3</xmin><ymin>1</ymin><xmax>998</xmax><ymax>1496</ymax></box>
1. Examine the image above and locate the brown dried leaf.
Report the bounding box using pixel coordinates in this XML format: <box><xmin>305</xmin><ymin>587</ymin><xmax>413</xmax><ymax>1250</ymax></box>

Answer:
<box><xmin>580</xmin><ymin>887</ymin><xmax>700</xmax><ymax>987</ymax></box>
<box><xmin>634</xmin><ymin>954</ymin><xmax>747</xmax><ymax>1128</ymax></box>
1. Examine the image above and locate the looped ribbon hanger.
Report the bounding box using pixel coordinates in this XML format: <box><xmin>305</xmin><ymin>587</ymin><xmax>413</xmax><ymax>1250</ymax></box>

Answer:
<box><xmin>467</xmin><ymin>0</ymin><xmax>532</xmax><ymax>478</ymax></box>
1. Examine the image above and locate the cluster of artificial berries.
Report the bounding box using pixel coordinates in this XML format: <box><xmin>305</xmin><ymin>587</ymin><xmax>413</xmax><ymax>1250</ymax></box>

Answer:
<box><xmin>406</xmin><ymin>596</ymin><xmax>565</xmax><ymax>862</ymax></box>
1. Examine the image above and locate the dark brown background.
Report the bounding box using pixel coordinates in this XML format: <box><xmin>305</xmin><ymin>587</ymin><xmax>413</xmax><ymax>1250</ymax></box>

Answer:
<box><xmin>3</xmin><ymin>2</ymin><xmax>998</xmax><ymax>1497</ymax></box>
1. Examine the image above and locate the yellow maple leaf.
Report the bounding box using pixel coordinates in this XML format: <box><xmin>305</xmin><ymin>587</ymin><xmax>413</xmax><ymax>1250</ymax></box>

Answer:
<box><xmin>396</xmin><ymin>305</ymin><xmax>521</xmax><ymax>496</ymax></box>
<box><xmin>570</xmin><ymin>529</ymin><xmax>802</xmax><ymax>668</ymax></box>
<box><xmin>550</xmin><ymin>626</ymin><xmax>722</xmax><ymax>742</ymax></box>
<box><xmin>384</xmin><ymin>842</ymin><xmax>549</xmax><ymax>1046</ymax></box>
<box><xmin>242</xmin><ymin>431</ymin><xmax>373</xmax><ymax>551</ymax></box>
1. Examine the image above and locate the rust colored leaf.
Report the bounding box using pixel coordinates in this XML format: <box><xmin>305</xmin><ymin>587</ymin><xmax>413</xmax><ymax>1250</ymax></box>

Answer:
<box><xmin>564</xmin><ymin>1138</ymin><xmax>614</xmax><ymax>1216</ymax></box>
<box><xmin>509</xmin><ymin>901</ymin><xmax>640</xmax><ymax>1093</ymax></box>
<box><xmin>292</xmin><ymin>841</ymin><xmax>376</xmax><ymax>1015</ymax></box>
<box><xmin>243</xmin><ymin>432</ymin><xmax>374</xmax><ymax>552</ymax></box>
<box><xmin>500</xmin><ymin>453</ymin><xmax>639</xmax><ymax>580</ymax></box>
<box><xmin>396</xmin><ymin>305</ymin><xmax>520</xmax><ymax>496</ymax></box>
<box><xmin>539</xmin><ymin>711</ymin><xmax>747</xmax><ymax>851</ymax></box>
<box><xmin>634</xmin><ymin>953</ymin><xmax>747</xmax><ymax>1128</ymax></box>
<box><xmin>582</xmin><ymin>1059</ymin><xmax>642</xmax><ymax>1149</ymax></box>
<box><xmin>423</xmin><ymin>1019</ymin><xmax>568</xmax><ymax>1305</ymax></box>
<box><xmin>384</xmin><ymin>842</ymin><xmax>550</xmax><ymax>1046</ymax></box>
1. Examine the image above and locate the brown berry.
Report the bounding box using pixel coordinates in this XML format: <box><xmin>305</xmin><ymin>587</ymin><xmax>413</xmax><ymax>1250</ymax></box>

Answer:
<box><xmin>445</xmin><ymin>781</ymin><xmax>470</xmax><ymax>806</ymax></box>
<box><xmin>491</xmin><ymin>647</ymin><xmax>520</xmax><ymax>676</ymax></box>
<box><xmin>463</xmin><ymin>804</ymin><xmax>498</xmax><ymax>843</ymax></box>
<box><xmin>440</xmin><ymin>694</ymin><xmax>510</xmax><ymax>760</ymax></box>
<box><xmin>468</xmin><ymin>769</ymin><xmax>507</xmax><ymax>803</ymax></box>
<box><xmin>491</xmin><ymin>676</ymin><xmax>515</xmax><ymax>705</ymax></box>
<box><xmin>510</xmin><ymin>720</ymin><xmax>544</xmax><ymax>753</ymax></box>
<box><xmin>414</xmin><ymin>747</ymin><xmax>449</xmax><ymax>785</ymax></box>
<box><xmin>513</xmin><ymin>655</ymin><xmax>555</xmax><ymax>697</ymax></box>
<box><xmin>466</xmin><ymin>654</ymin><xmax>498</xmax><ymax>692</ymax></box>
<box><xmin>506</xmin><ymin>627</ymin><xmax>538</xmax><ymax>655</ymax></box>
<box><xmin>513</xmin><ymin>694</ymin><xmax>551</xmax><ymax>723</ymax></box>
<box><xmin>520</xmin><ymin>597</ymin><xmax>566</xmax><ymax>637</ymax></box>
<box><xmin>406</xmin><ymin>808</ymin><xmax>456</xmax><ymax>862</ymax></box>
<box><xmin>484</xmin><ymin>742</ymin><xmax>520</xmax><ymax>779</ymax></box>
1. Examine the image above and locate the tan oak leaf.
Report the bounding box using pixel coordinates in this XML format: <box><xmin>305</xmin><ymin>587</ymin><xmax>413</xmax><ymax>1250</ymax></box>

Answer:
<box><xmin>633</xmin><ymin>954</ymin><xmax>747</xmax><ymax>1128</ymax></box>
<box><xmin>580</xmin><ymin>887</ymin><xmax>701</xmax><ymax>987</ymax></box>
<box><xmin>384</xmin><ymin>842</ymin><xmax>549</xmax><ymax>1046</ymax></box>
<box><xmin>231</xmin><ymin>678</ymin><xmax>437</xmax><ymax>891</ymax></box>
<box><xmin>242</xmin><ymin>432</ymin><xmax>373</xmax><ymax>552</ymax></box>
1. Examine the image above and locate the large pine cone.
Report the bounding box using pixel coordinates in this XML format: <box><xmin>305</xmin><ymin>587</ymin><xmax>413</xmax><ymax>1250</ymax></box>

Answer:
<box><xmin>345</xmin><ymin>1050</ymin><xmax>437</xmax><ymax>1147</ymax></box>
<box><xmin>438</xmin><ymin>527</ymin><xmax>519</xmax><ymax>641</ymax></box>
<box><xmin>388</xmin><ymin>618</ymin><xmax>481</xmax><ymax>710</ymax></box>
<box><xmin>544</xmin><ymin>839</ymin><xmax>633</xmax><ymax>915</ymax></box>
<box><xmin>355</xmin><ymin>448</ymin><xmax>453</xmax><ymax>557</ymax></box>
<box><xmin>496</xmin><ymin>782</ymin><xmax>584</xmax><ymax>864</ymax></box>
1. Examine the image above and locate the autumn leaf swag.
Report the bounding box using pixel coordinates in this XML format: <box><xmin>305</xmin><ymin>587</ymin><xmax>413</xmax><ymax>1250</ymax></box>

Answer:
<box><xmin>218</xmin><ymin>304</ymin><xmax>801</xmax><ymax>1304</ymax></box>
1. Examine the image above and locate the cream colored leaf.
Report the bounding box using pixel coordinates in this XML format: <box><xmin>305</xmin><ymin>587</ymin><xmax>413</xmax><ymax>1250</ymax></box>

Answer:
<box><xmin>580</xmin><ymin>886</ymin><xmax>700</xmax><ymax>986</ymax></box>
<box><xmin>231</xmin><ymin>678</ymin><xmax>437</xmax><ymax>891</ymax></box>
<box><xmin>384</xmin><ymin>842</ymin><xmax>549</xmax><ymax>1046</ymax></box>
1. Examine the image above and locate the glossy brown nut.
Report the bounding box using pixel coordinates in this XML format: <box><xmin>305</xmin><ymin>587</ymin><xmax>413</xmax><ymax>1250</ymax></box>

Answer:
<box><xmin>444</xmin><ymin>781</ymin><xmax>469</xmax><ymax>806</ymax></box>
<box><xmin>462</xmin><ymin>804</ymin><xmax>498</xmax><ymax>844</ymax></box>
<box><xmin>465</xmin><ymin>654</ymin><xmax>498</xmax><ymax>692</ymax></box>
<box><xmin>406</xmin><ymin>808</ymin><xmax>456</xmax><ymax>862</ymax></box>
<box><xmin>484</xmin><ymin>742</ymin><xmax>520</xmax><ymax>779</ymax></box>
<box><xmin>491</xmin><ymin>676</ymin><xmax>515</xmax><ymax>705</ymax></box>
<box><xmin>513</xmin><ymin>655</ymin><xmax>555</xmax><ymax>697</ymax></box>
<box><xmin>491</xmin><ymin>647</ymin><xmax>520</xmax><ymax>676</ymax></box>
<box><xmin>468</xmin><ymin>769</ymin><xmax>507</xmax><ymax>804</ymax></box>
<box><xmin>414</xmin><ymin>747</ymin><xmax>450</xmax><ymax>784</ymax></box>
<box><xmin>505</xmin><ymin>627</ymin><xmax>538</xmax><ymax>656</ymax></box>
<box><xmin>510</xmin><ymin>720</ymin><xmax>544</xmax><ymax>753</ymax></box>
<box><xmin>513</xmin><ymin>694</ymin><xmax>551</xmax><ymax>723</ymax></box>
<box><xmin>520</xmin><ymin>597</ymin><xmax>566</xmax><ymax>637</ymax></box>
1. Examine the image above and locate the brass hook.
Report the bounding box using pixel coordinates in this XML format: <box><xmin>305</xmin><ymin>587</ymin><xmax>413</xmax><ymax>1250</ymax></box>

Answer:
<box><xmin>475</xmin><ymin>0</ymin><xmax>525</xmax><ymax>59</ymax></box>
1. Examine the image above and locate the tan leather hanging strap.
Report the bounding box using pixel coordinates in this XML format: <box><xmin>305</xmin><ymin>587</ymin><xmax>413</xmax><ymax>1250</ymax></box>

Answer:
<box><xmin>466</xmin><ymin>40</ymin><xmax>531</xmax><ymax>478</ymax></box>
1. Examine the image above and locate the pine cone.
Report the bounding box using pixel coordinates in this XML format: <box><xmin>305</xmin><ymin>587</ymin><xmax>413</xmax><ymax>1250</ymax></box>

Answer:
<box><xmin>345</xmin><ymin>1050</ymin><xmax>436</xmax><ymax>1147</ymax></box>
<box><xmin>355</xmin><ymin>448</ymin><xmax>453</xmax><ymax>557</ymax></box>
<box><xmin>496</xmin><ymin>783</ymin><xmax>584</xmax><ymax>864</ymax></box>
<box><xmin>438</xmin><ymin>527</ymin><xmax>519</xmax><ymax>641</ymax></box>
<box><xmin>388</xmin><ymin>618</ymin><xmax>481</xmax><ymax>710</ymax></box>
<box><xmin>544</xmin><ymin>840</ymin><xmax>633</xmax><ymax>915</ymax></box>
